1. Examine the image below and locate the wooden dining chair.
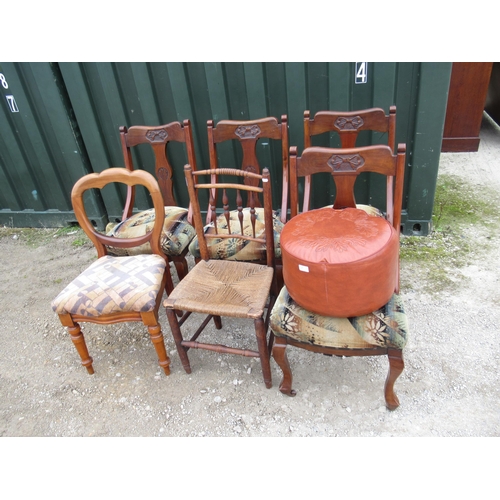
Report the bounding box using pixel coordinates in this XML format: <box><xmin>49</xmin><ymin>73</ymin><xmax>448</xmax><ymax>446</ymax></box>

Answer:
<box><xmin>165</xmin><ymin>166</ymin><xmax>276</xmax><ymax>388</ymax></box>
<box><xmin>51</xmin><ymin>168</ymin><xmax>172</xmax><ymax>376</ymax></box>
<box><xmin>106</xmin><ymin>120</ymin><xmax>198</xmax><ymax>292</ymax></box>
<box><xmin>270</xmin><ymin>143</ymin><xmax>409</xmax><ymax>409</ymax></box>
<box><xmin>301</xmin><ymin>106</ymin><xmax>396</xmax><ymax>214</ymax></box>
<box><xmin>188</xmin><ymin>117</ymin><xmax>288</xmax><ymax>281</ymax></box>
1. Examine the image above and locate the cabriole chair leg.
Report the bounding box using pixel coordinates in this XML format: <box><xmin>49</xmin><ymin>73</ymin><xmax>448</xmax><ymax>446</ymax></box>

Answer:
<box><xmin>272</xmin><ymin>336</ymin><xmax>296</xmax><ymax>396</ymax></box>
<box><xmin>384</xmin><ymin>348</ymin><xmax>404</xmax><ymax>410</ymax></box>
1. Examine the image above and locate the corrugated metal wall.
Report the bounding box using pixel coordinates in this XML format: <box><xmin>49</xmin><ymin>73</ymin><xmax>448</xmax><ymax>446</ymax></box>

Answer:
<box><xmin>0</xmin><ymin>62</ymin><xmax>105</xmax><ymax>228</ymax></box>
<box><xmin>0</xmin><ymin>62</ymin><xmax>452</xmax><ymax>234</ymax></box>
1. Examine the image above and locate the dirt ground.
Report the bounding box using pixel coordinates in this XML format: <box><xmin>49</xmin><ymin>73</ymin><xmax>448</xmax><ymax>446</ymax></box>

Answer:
<box><xmin>1</xmin><ymin>115</ymin><xmax>499</xmax><ymax>444</ymax></box>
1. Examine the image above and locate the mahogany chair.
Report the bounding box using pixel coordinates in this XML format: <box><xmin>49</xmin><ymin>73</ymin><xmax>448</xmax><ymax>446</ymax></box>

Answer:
<box><xmin>106</xmin><ymin>120</ymin><xmax>198</xmax><ymax>292</ymax></box>
<box><xmin>165</xmin><ymin>166</ymin><xmax>276</xmax><ymax>388</ymax></box>
<box><xmin>301</xmin><ymin>106</ymin><xmax>396</xmax><ymax>214</ymax></box>
<box><xmin>51</xmin><ymin>168</ymin><xmax>172</xmax><ymax>376</ymax></box>
<box><xmin>188</xmin><ymin>117</ymin><xmax>288</xmax><ymax>279</ymax></box>
<box><xmin>270</xmin><ymin>144</ymin><xmax>409</xmax><ymax>410</ymax></box>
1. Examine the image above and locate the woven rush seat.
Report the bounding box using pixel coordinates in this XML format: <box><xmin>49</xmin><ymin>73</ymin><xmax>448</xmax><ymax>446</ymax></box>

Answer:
<box><xmin>106</xmin><ymin>207</ymin><xmax>196</xmax><ymax>257</ymax></box>
<box><xmin>51</xmin><ymin>254</ymin><xmax>167</xmax><ymax>317</ymax></box>
<box><xmin>164</xmin><ymin>259</ymin><xmax>274</xmax><ymax>319</ymax></box>
<box><xmin>281</xmin><ymin>206</ymin><xmax>399</xmax><ymax>317</ymax></box>
<box><xmin>270</xmin><ymin>286</ymin><xmax>408</xmax><ymax>350</ymax></box>
<box><xmin>188</xmin><ymin>207</ymin><xmax>283</xmax><ymax>261</ymax></box>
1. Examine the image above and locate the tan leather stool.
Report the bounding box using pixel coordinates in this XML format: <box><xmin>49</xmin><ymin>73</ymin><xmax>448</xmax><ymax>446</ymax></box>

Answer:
<box><xmin>281</xmin><ymin>207</ymin><xmax>399</xmax><ymax>317</ymax></box>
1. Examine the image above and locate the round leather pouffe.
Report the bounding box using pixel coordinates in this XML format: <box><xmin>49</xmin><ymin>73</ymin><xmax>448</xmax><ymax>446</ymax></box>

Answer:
<box><xmin>281</xmin><ymin>207</ymin><xmax>399</xmax><ymax>317</ymax></box>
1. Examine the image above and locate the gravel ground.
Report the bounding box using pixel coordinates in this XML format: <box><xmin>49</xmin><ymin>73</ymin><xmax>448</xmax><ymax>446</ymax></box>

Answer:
<box><xmin>1</xmin><ymin>114</ymin><xmax>498</xmax><ymax>496</ymax></box>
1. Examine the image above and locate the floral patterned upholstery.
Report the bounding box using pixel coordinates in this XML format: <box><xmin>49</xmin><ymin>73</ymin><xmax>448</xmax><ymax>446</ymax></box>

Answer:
<box><xmin>189</xmin><ymin>207</ymin><xmax>284</xmax><ymax>261</ymax></box>
<box><xmin>270</xmin><ymin>286</ymin><xmax>408</xmax><ymax>350</ymax></box>
<box><xmin>51</xmin><ymin>254</ymin><xmax>167</xmax><ymax>317</ymax></box>
<box><xmin>106</xmin><ymin>207</ymin><xmax>196</xmax><ymax>257</ymax></box>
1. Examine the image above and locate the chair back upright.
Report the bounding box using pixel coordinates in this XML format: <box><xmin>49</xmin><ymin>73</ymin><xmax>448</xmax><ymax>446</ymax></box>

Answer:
<box><xmin>184</xmin><ymin>166</ymin><xmax>275</xmax><ymax>269</ymax></box>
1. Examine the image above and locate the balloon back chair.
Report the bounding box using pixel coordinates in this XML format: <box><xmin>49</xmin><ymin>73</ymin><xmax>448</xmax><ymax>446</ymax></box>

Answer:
<box><xmin>106</xmin><ymin>120</ymin><xmax>198</xmax><ymax>292</ymax></box>
<box><xmin>165</xmin><ymin>166</ymin><xmax>276</xmax><ymax>388</ymax></box>
<box><xmin>51</xmin><ymin>168</ymin><xmax>172</xmax><ymax>376</ymax></box>
<box><xmin>270</xmin><ymin>143</ymin><xmax>409</xmax><ymax>410</ymax></box>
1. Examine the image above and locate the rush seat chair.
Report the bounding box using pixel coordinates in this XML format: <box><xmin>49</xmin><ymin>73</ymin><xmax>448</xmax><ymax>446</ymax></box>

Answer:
<box><xmin>106</xmin><ymin>120</ymin><xmax>198</xmax><ymax>292</ymax></box>
<box><xmin>270</xmin><ymin>143</ymin><xmax>409</xmax><ymax>410</ymax></box>
<box><xmin>51</xmin><ymin>168</ymin><xmax>172</xmax><ymax>376</ymax></box>
<box><xmin>165</xmin><ymin>166</ymin><xmax>276</xmax><ymax>388</ymax></box>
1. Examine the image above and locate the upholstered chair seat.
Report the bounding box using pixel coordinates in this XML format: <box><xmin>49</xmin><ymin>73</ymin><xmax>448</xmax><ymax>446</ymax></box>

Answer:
<box><xmin>106</xmin><ymin>207</ymin><xmax>196</xmax><ymax>257</ymax></box>
<box><xmin>52</xmin><ymin>254</ymin><xmax>167</xmax><ymax>317</ymax></box>
<box><xmin>189</xmin><ymin>207</ymin><xmax>284</xmax><ymax>261</ymax></box>
<box><xmin>270</xmin><ymin>286</ymin><xmax>408</xmax><ymax>351</ymax></box>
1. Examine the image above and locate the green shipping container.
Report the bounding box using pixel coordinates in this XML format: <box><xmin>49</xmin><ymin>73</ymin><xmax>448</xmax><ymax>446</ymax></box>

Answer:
<box><xmin>0</xmin><ymin>62</ymin><xmax>452</xmax><ymax>235</ymax></box>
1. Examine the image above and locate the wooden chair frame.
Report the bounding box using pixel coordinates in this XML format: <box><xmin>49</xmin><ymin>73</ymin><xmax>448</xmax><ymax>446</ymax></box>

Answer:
<box><xmin>55</xmin><ymin>168</ymin><xmax>173</xmax><ymax>376</ymax></box>
<box><xmin>164</xmin><ymin>166</ymin><xmax>277</xmax><ymax>388</ymax></box>
<box><xmin>119</xmin><ymin>119</ymin><xmax>197</xmax><ymax>286</ymax></box>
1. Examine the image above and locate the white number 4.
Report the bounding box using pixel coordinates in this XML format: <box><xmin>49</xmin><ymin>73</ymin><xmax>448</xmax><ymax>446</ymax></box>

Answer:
<box><xmin>355</xmin><ymin>63</ymin><xmax>368</xmax><ymax>84</ymax></box>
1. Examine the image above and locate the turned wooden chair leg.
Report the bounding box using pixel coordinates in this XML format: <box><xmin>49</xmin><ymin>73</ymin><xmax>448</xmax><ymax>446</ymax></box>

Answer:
<box><xmin>213</xmin><ymin>315</ymin><xmax>223</xmax><ymax>330</ymax></box>
<box><xmin>165</xmin><ymin>308</ymin><xmax>192</xmax><ymax>374</ymax></box>
<box><xmin>384</xmin><ymin>348</ymin><xmax>404</xmax><ymax>410</ymax></box>
<box><xmin>272</xmin><ymin>336</ymin><xmax>295</xmax><ymax>396</ymax></box>
<box><xmin>64</xmin><ymin>319</ymin><xmax>94</xmax><ymax>374</ymax></box>
<box><xmin>255</xmin><ymin>317</ymin><xmax>272</xmax><ymax>389</ymax></box>
<box><xmin>142</xmin><ymin>312</ymin><xmax>171</xmax><ymax>376</ymax></box>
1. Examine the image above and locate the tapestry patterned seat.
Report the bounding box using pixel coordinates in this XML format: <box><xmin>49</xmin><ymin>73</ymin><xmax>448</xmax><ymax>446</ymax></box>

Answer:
<box><xmin>270</xmin><ymin>287</ymin><xmax>408</xmax><ymax>410</ymax></box>
<box><xmin>189</xmin><ymin>207</ymin><xmax>283</xmax><ymax>261</ymax></box>
<box><xmin>271</xmin><ymin>287</ymin><xmax>408</xmax><ymax>352</ymax></box>
<box><xmin>107</xmin><ymin>206</ymin><xmax>196</xmax><ymax>258</ymax></box>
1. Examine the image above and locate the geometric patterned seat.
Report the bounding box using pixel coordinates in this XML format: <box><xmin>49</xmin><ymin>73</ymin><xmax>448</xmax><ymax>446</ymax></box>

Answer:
<box><xmin>51</xmin><ymin>254</ymin><xmax>167</xmax><ymax>317</ymax></box>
